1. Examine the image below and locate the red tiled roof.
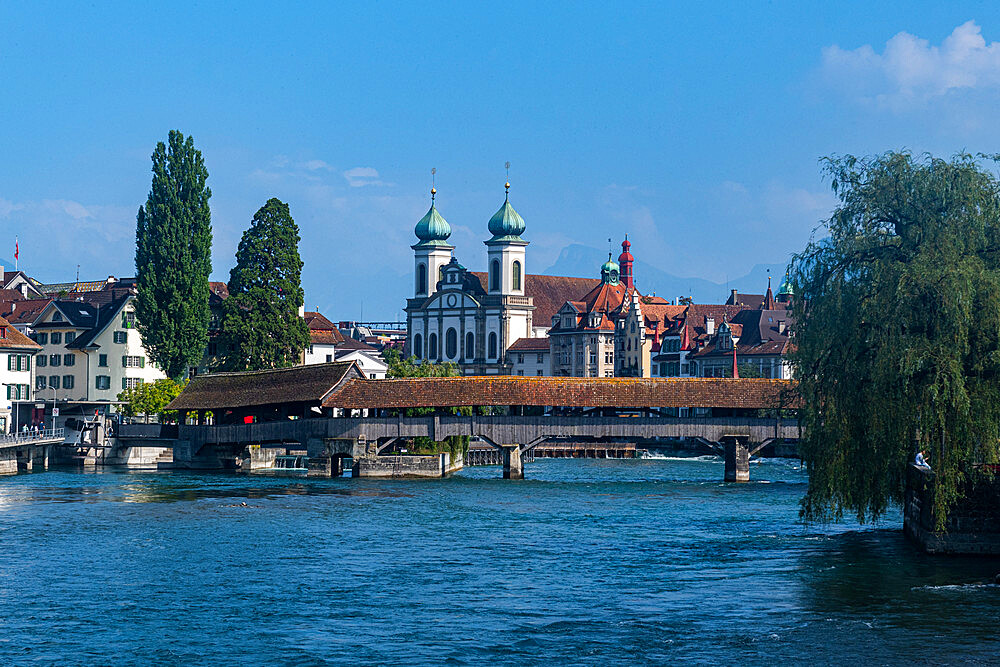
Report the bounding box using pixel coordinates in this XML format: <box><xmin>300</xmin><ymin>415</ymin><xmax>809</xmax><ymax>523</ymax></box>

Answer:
<box><xmin>324</xmin><ymin>376</ymin><xmax>797</xmax><ymax>409</ymax></box>
<box><xmin>337</xmin><ymin>337</ymin><xmax>377</xmax><ymax>351</ymax></box>
<box><xmin>0</xmin><ymin>298</ymin><xmax>51</xmax><ymax>324</ymax></box>
<box><xmin>0</xmin><ymin>315</ymin><xmax>41</xmax><ymax>350</ymax></box>
<box><xmin>470</xmin><ymin>272</ymin><xmax>600</xmax><ymax>324</ymax></box>
<box><xmin>209</xmin><ymin>282</ymin><xmax>230</xmax><ymax>299</ymax></box>
<box><xmin>507</xmin><ymin>337</ymin><xmax>551</xmax><ymax>351</ymax></box>
<box><xmin>310</xmin><ymin>330</ymin><xmax>342</xmax><ymax>345</ymax></box>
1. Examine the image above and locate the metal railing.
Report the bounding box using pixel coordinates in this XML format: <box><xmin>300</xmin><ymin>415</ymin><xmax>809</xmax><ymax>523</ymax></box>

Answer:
<box><xmin>0</xmin><ymin>428</ymin><xmax>66</xmax><ymax>446</ymax></box>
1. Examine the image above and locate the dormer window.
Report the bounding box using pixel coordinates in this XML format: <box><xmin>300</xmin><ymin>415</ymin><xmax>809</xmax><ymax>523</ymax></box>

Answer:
<box><xmin>706</xmin><ymin>317</ymin><xmax>715</xmax><ymax>335</ymax></box>
<box><xmin>0</xmin><ymin>327</ymin><xmax>6</xmax><ymax>339</ymax></box>
<box><xmin>52</xmin><ymin>312</ymin><xmax>63</xmax><ymax>322</ymax></box>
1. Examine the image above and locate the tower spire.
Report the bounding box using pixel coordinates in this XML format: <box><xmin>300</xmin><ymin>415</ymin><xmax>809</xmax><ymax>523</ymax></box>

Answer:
<box><xmin>505</xmin><ymin>161</ymin><xmax>510</xmax><ymax>195</ymax></box>
<box><xmin>431</xmin><ymin>167</ymin><xmax>436</xmax><ymax>202</ymax></box>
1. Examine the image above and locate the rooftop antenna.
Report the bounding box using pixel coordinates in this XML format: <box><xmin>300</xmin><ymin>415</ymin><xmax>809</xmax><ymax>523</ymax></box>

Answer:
<box><xmin>505</xmin><ymin>161</ymin><xmax>511</xmax><ymax>195</ymax></box>
<box><xmin>75</xmin><ymin>264</ymin><xmax>80</xmax><ymax>292</ymax></box>
<box><xmin>431</xmin><ymin>167</ymin><xmax>436</xmax><ymax>202</ymax></box>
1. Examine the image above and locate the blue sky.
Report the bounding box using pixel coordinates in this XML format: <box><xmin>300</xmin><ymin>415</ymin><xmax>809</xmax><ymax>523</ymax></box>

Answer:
<box><xmin>4</xmin><ymin>2</ymin><xmax>1000</xmax><ymax>319</ymax></box>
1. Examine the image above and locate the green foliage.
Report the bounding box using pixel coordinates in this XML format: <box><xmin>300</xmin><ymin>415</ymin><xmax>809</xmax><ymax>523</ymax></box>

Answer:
<box><xmin>220</xmin><ymin>198</ymin><xmax>311</xmax><ymax>371</ymax></box>
<box><xmin>737</xmin><ymin>363</ymin><xmax>763</xmax><ymax>378</ymax></box>
<box><xmin>117</xmin><ymin>378</ymin><xmax>187</xmax><ymax>422</ymax></box>
<box><xmin>789</xmin><ymin>152</ymin><xmax>1000</xmax><ymax>528</ymax></box>
<box><xmin>135</xmin><ymin>130</ymin><xmax>213</xmax><ymax>380</ymax></box>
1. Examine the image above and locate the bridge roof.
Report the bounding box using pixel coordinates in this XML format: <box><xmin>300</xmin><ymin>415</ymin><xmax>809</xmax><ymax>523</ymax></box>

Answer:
<box><xmin>323</xmin><ymin>376</ymin><xmax>797</xmax><ymax>410</ymax></box>
<box><xmin>168</xmin><ymin>361</ymin><xmax>365</xmax><ymax>411</ymax></box>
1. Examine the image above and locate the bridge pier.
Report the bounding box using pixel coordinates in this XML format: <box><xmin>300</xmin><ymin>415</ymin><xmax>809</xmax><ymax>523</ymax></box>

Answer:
<box><xmin>501</xmin><ymin>445</ymin><xmax>523</xmax><ymax>480</ymax></box>
<box><xmin>723</xmin><ymin>437</ymin><xmax>750</xmax><ymax>482</ymax></box>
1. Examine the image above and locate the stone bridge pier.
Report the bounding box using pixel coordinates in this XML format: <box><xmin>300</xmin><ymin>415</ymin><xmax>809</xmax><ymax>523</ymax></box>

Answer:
<box><xmin>722</xmin><ymin>436</ymin><xmax>750</xmax><ymax>482</ymax></box>
<box><xmin>501</xmin><ymin>445</ymin><xmax>523</xmax><ymax>480</ymax></box>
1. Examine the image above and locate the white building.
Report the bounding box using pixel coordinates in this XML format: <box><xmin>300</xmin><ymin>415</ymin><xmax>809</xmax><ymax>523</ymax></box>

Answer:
<box><xmin>0</xmin><ymin>314</ymin><xmax>41</xmax><ymax>433</ymax></box>
<box><xmin>405</xmin><ymin>185</ymin><xmax>590</xmax><ymax>374</ymax></box>
<box><xmin>507</xmin><ymin>337</ymin><xmax>550</xmax><ymax>376</ymax></box>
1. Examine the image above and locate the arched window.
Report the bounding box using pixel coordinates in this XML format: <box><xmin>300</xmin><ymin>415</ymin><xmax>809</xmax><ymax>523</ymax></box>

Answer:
<box><xmin>490</xmin><ymin>260</ymin><xmax>500</xmax><ymax>291</ymax></box>
<box><xmin>413</xmin><ymin>333</ymin><xmax>422</xmax><ymax>359</ymax></box>
<box><xmin>488</xmin><ymin>332</ymin><xmax>497</xmax><ymax>359</ymax></box>
<box><xmin>465</xmin><ymin>332</ymin><xmax>474</xmax><ymax>359</ymax></box>
<box><xmin>429</xmin><ymin>333</ymin><xmax>438</xmax><ymax>359</ymax></box>
<box><xmin>446</xmin><ymin>328</ymin><xmax>458</xmax><ymax>359</ymax></box>
<box><xmin>512</xmin><ymin>260</ymin><xmax>521</xmax><ymax>292</ymax></box>
<box><xmin>417</xmin><ymin>263</ymin><xmax>427</xmax><ymax>294</ymax></box>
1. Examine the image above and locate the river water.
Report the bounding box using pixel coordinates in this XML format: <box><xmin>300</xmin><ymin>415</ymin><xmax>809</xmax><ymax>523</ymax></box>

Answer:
<box><xmin>0</xmin><ymin>457</ymin><xmax>997</xmax><ymax>665</ymax></box>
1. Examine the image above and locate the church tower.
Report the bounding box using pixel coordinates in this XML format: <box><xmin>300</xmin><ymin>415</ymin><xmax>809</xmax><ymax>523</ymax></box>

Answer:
<box><xmin>618</xmin><ymin>235</ymin><xmax>634</xmax><ymax>290</ymax></box>
<box><xmin>484</xmin><ymin>180</ymin><xmax>527</xmax><ymax>296</ymax></box>
<box><xmin>412</xmin><ymin>186</ymin><xmax>453</xmax><ymax>298</ymax></box>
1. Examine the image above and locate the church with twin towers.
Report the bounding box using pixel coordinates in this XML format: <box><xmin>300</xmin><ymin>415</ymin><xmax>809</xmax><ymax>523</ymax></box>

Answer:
<box><xmin>404</xmin><ymin>178</ymin><xmax>600</xmax><ymax>375</ymax></box>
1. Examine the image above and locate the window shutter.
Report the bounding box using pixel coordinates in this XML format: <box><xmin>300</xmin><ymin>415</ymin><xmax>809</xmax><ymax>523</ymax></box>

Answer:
<box><xmin>122</xmin><ymin>378</ymin><xmax>127</xmax><ymax>390</ymax></box>
<box><xmin>6</xmin><ymin>355</ymin><xmax>12</xmax><ymax>371</ymax></box>
<box><xmin>122</xmin><ymin>356</ymin><xmax>128</xmax><ymax>367</ymax></box>
<box><xmin>24</xmin><ymin>356</ymin><xmax>30</xmax><ymax>371</ymax></box>
<box><xmin>139</xmin><ymin>357</ymin><xmax>145</xmax><ymax>368</ymax></box>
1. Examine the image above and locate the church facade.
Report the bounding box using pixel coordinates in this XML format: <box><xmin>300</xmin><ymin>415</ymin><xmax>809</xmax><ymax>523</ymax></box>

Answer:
<box><xmin>405</xmin><ymin>185</ymin><xmax>590</xmax><ymax>375</ymax></box>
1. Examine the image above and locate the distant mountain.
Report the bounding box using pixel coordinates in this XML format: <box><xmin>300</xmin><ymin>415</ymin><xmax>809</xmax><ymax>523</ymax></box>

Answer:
<box><xmin>541</xmin><ymin>244</ymin><xmax>789</xmax><ymax>304</ymax></box>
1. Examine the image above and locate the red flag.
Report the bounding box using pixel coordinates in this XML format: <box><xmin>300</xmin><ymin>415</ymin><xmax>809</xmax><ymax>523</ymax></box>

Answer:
<box><xmin>680</xmin><ymin>323</ymin><xmax>690</xmax><ymax>351</ymax></box>
<box><xmin>14</xmin><ymin>239</ymin><xmax>18</xmax><ymax>261</ymax></box>
<box><xmin>732</xmin><ymin>345</ymin><xmax>739</xmax><ymax>379</ymax></box>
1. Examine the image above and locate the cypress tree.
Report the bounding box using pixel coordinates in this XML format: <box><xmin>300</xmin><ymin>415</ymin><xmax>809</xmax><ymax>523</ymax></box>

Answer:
<box><xmin>220</xmin><ymin>198</ymin><xmax>311</xmax><ymax>371</ymax></box>
<box><xmin>135</xmin><ymin>130</ymin><xmax>213</xmax><ymax>380</ymax></box>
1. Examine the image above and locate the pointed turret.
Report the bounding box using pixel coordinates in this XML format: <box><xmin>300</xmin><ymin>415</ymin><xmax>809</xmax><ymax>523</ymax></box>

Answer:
<box><xmin>618</xmin><ymin>235</ymin><xmax>634</xmax><ymax>289</ymax></box>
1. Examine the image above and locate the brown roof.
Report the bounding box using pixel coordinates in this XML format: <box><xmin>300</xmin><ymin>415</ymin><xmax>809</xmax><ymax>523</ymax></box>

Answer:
<box><xmin>337</xmin><ymin>337</ymin><xmax>377</xmax><ymax>351</ymax></box>
<box><xmin>305</xmin><ymin>311</ymin><xmax>337</xmax><ymax>330</ymax></box>
<box><xmin>167</xmin><ymin>361</ymin><xmax>364</xmax><ymax>410</ymax></box>
<box><xmin>310</xmin><ymin>330</ymin><xmax>342</xmax><ymax>345</ymax></box>
<box><xmin>0</xmin><ymin>315</ymin><xmax>42</xmax><ymax>350</ymax></box>
<box><xmin>0</xmin><ymin>298</ymin><xmax>51</xmax><ymax>325</ymax></box>
<box><xmin>507</xmin><ymin>337</ymin><xmax>551</xmax><ymax>351</ymax></box>
<box><xmin>470</xmin><ymin>272</ymin><xmax>600</xmax><ymax>324</ymax></box>
<box><xmin>209</xmin><ymin>282</ymin><xmax>230</xmax><ymax>299</ymax></box>
<box><xmin>324</xmin><ymin>376</ymin><xmax>797</xmax><ymax>409</ymax></box>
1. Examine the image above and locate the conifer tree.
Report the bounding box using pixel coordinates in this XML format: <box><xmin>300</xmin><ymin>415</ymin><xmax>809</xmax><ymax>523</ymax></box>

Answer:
<box><xmin>135</xmin><ymin>130</ymin><xmax>213</xmax><ymax>380</ymax></box>
<box><xmin>220</xmin><ymin>198</ymin><xmax>311</xmax><ymax>371</ymax></box>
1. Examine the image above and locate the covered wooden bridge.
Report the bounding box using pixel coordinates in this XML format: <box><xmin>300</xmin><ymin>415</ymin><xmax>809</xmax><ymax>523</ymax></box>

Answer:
<box><xmin>116</xmin><ymin>365</ymin><xmax>800</xmax><ymax>480</ymax></box>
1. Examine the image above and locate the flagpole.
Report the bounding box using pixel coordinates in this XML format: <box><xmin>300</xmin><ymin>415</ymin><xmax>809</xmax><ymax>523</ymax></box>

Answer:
<box><xmin>14</xmin><ymin>236</ymin><xmax>17</xmax><ymax>272</ymax></box>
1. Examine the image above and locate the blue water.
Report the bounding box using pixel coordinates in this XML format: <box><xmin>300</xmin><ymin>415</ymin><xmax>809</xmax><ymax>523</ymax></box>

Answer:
<box><xmin>0</xmin><ymin>457</ymin><xmax>998</xmax><ymax>665</ymax></box>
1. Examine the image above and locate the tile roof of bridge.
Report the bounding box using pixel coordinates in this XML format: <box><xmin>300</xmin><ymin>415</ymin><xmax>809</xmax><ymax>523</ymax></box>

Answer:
<box><xmin>167</xmin><ymin>361</ymin><xmax>365</xmax><ymax>410</ymax></box>
<box><xmin>324</xmin><ymin>376</ymin><xmax>797</xmax><ymax>410</ymax></box>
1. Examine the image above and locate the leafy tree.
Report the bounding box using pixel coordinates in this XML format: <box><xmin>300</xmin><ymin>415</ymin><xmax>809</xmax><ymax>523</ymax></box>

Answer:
<box><xmin>736</xmin><ymin>362</ymin><xmax>763</xmax><ymax>378</ymax></box>
<box><xmin>220</xmin><ymin>198</ymin><xmax>311</xmax><ymax>371</ymax></box>
<box><xmin>789</xmin><ymin>152</ymin><xmax>1000</xmax><ymax>528</ymax></box>
<box><xmin>117</xmin><ymin>378</ymin><xmax>187</xmax><ymax>423</ymax></box>
<box><xmin>135</xmin><ymin>130</ymin><xmax>213</xmax><ymax>379</ymax></box>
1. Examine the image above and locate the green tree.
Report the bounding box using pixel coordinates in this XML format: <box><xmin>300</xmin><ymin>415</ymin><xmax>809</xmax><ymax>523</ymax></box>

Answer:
<box><xmin>789</xmin><ymin>152</ymin><xmax>1000</xmax><ymax>528</ymax></box>
<box><xmin>117</xmin><ymin>378</ymin><xmax>187</xmax><ymax>423</ymax></box>
<box><xmin>135</xmin><ymin>130</ymin><xmax>213</xmax><ymax>379</ymax></box>
<box><xmin>220</xmin><ymin>198</ymin><xmax>311</xmax><ymax>371</ymax></box>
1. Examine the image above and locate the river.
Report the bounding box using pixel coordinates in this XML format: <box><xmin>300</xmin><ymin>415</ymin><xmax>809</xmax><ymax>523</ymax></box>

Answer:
<box><xmin>0</xmin><ymin>457</ymin><xmax>997</xmax><ymax>665</ymax></box>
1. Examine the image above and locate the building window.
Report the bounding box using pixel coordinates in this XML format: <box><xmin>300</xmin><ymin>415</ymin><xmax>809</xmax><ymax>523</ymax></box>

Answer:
<box><xmin>121</xmin><ymin>311</ymin><xmax>136</xmax><ymax>328</ymax></box>
<box><xmin>428</xmin><ymin>333</ymin><xmax>438</xmax><ymax>359</ymax></box>
<box><xmin>512</xmin><ymin>261</ymin><xmax>521</xmax><ymax>291</ymax></box>
<box><xmin>417</xmin><ymin>263</ymin><xmax>427</xmax><ymax>294</ymax></box>
<box><xmin>465</xmin><ymin>332</ymin><xmax>474</xmax><ymax>360</ymax></box>
<box><xmin>50</xmin><ymin>354</ymin><xmax>61</xmax><ymax>367</ymax></box>
<box><xmin>62</xmin><ymin>375</ymin><xmax>74</xmax><ymax>389</ymax></box>
<box><xmin>37</xmin><ymin>355</ymin><xmax>47</xmax><ymax>367</ymax></box>
<box><xmin>96</xmin><ymin>376</ymin><xmax>111</xmax><ymax>390</ymax></box>
<box><xmin>413</xmin><ymin>333</ymin><xmax>423</xmax><ymax>359</ymax></box>
<box><xmin>99</xmin><ymin>354</ymin><xmax>108</xmax><ymax>367</ymax></box>
<box><xmin>5</xmin><ymin>384</ymin><xmax>28</xmax><ymax>400</ymax></box>
<box><xmin>326</xmin><ymin>354</ymin><xmax>333</xmax><ymax>363</ymax></box>
<box><xmin>52</xmin><ymin>312</ymin><xmax>62</xmax><ymax>322</ymax></box>
<box><xmin>49</xmin><ymin>375</ymin><xmax>59</xmax><ymax>389</ymax></box>
<box><xmin>490</xmin><ymin>260</ymin><xmax>500</xmax><ymax>291</ymax></box>
<box><xmin>64</xmin><ymin>354</ymin><xmax>75</xmax><ymax>367</ymax></box>
<box><xmin>488</xmin><ymin>332</ymin><xmax>497</xmax><ymax>359</ymax></box>
<box><xmin>66</xmin><ymin>332</ymin><xmax>76</xmax><ymax>343</ymax></box>
<box><xmin>36</xmin><ymin>377</ymin><xmax>46</xmax><ymax>390</ymax></box>
<box><xmin>517</xmin><ymin>370</ymin><xmax>524</xmax><ymax>376</ymax></box>
<box><xmin>113</xmin><ymin>331</ymin><xmax>127</xmax><ymax>344</ymax></box>
<box><xmin>590</xmin><ymin>351</ymin><xmax>597</xmax><ymax>364</ymax></box>
<box><xmin>36</xmin><ymin>333</ymin><xmax>48</xmax><ymax>345</ymax></box>
<box><xmin>537</xmin><ymin>369</ymin><xmax>544</xmax><ymax>376</ymax></box>
<box><xmin>445</xmin><ymin>328</ymin><xmax>458</xmax><ymax>359</ymax></box>
<box><xmin>51</xmin><ymin>332</ymin><xmax>62</xmax><ymax>344</ymax></box>
<box><xmin>122</xmin><ymin>377</ymin><xmax>143</xmax><ymax>390</ymax></box>
<box><xmin>122</xmin><ymin>356</ymin><xmax>146</xmax><ymax>368</ymax></box>
<box><xmin>7</xmin><ymin>354</ymin><xmax>30</xmax><ymax>371</ymax></box>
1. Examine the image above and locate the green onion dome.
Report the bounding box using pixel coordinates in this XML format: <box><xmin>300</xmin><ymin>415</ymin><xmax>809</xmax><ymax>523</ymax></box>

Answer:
<box><xmin>487</xmin><ymin>193</ymin><xmax>526</xmax><ymax>241</ymax></box>
<box><xmin>778</xmin><ymin>274</ymin><xmax>794</xmax><ymax>297</ymax></box>
<box><xmin>602</xmin><ymin>254</ymin><xmax>620</xmax><ymax>275</ymax></box>
<box><xmin>414</xmin><ymin>199</ymin><xmax>451</xmax><ymax>244</ymax></box>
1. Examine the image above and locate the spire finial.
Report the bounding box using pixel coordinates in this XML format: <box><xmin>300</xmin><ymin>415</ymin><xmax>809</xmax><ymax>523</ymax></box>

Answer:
<box><xmin>504</xmin><ymin>161</ymin><xmax>510</xmax><ymax>194</ymax></box>
<box><xmin>767</xmin><ymin>267</ymin><xmax>771</xmax><ymax>288</ymax></box>
<box><xmin>431</xmin><ymin>167</ymin><xmax>436</xmax><ymax>201</ymax></box>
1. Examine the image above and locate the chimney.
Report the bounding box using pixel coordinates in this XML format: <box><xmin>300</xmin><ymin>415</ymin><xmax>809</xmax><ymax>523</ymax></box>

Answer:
<box><xmin>730</xmin><ymin>289</ymin><xmax>738</xmax><ymax>304</ymax></box>
<box><xmin>706</xmin><ymin>317</ymin><xmax>715</xmax><ymax>335</ymax></box>
<box><xmin>778</xmin><ymin>320</ymin><xmax>787</xmax><ymax>335</ymax></box>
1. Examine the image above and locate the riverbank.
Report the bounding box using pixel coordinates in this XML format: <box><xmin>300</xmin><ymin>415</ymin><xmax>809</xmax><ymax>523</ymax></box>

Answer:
<box><xmin>0</xmin><ymin>458</ymin><xmax>996</xmax><ymax>665</ymax></box>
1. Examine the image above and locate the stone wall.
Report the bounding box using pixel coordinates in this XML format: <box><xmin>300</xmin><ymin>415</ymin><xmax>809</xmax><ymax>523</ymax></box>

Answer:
<box><xmin>353</xmin><ymin>452</ymin><xmax>455</xmax><ymax>478</ymax></box>
<box><xmin>905</xmin><ymin>464</ymin><xmax>1000</xmax><ymax>555</ymax></box>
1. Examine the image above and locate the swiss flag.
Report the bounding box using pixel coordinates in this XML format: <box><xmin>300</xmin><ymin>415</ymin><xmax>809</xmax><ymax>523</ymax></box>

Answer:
<box><xmin>13</xmin><ymin>239</ymin><xmax>18</xmax><ymax>261</ymax></box>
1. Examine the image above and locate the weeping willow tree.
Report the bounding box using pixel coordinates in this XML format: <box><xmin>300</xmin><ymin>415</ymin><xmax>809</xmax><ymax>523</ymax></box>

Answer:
<box><xmin>790</xmin><ymin>152</ymin><xmax>1000</xmax><ymax>529</ymax></box>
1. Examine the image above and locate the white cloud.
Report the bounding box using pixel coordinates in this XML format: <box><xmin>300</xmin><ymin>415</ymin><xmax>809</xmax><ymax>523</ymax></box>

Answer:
<box><xmin>821</xmin><ymin>21</ymin><xmax>1000</xmax><ymax>108</ymax></box>
<box><xmin>342</xmin><ymin>166</ymin><xmax>386</xmax><ymax>187</ymax></box>
<box><xmin>302</xmin><ymin>159</ymin><xmax>332</xmax><ymax>171</ymax></box>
